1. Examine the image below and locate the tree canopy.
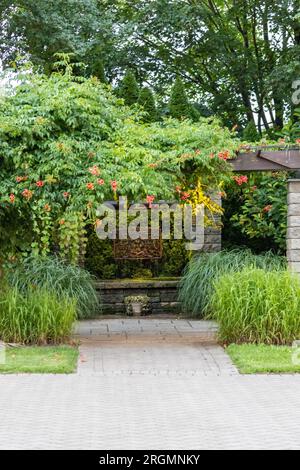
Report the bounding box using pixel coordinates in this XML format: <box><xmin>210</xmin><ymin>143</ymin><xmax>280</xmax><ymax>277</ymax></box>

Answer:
<box><xmin>1</xmin><ymin>0</ymin><xmax>299</xmax><ymax>129</ymax></box>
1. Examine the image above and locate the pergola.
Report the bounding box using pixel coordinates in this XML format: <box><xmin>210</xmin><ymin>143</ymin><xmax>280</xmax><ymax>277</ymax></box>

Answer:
<box><xmin>230</xmin><ymin>145</ymin><xmax>300</xmax><ymax>273</ymax></box>
<box><xmin>232</xmin><ymin>145</ymin><xmax>300</xmax><ymax>172</ymax></box>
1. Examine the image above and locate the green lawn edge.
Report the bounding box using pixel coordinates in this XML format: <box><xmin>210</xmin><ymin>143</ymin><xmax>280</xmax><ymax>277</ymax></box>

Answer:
<box><xmin>0</xmin><ymin>345</ymin><xmax>79</xmax><ymax>374</ymax></box>
<box><xmin>226</xmin><ymin>343</ymin><xmax>300</xmax><ymax>374</ymax></box>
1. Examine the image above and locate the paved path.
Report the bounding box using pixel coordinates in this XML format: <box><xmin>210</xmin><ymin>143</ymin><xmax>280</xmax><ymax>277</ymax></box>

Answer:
<box><xmin>74</xmin><ymin>318</ymin><xmax>219</xmax><ymax>343</ymax></box>
<box><xmin>74</xmin><ymin>319</ymin><xmax>236</xmax><ymax>376</ymax></box>
<box><xmin>1</xmin><ymin>374</ymin><xmax>300</xmax><ymax>449</ymax></box>
<box><xmin>1</xmin><ymin>319</ymin><xmax>300</xmax><ymax>449</ymax></box>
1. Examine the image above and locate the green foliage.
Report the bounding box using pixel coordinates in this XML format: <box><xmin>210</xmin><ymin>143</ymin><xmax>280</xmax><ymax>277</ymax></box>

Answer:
<box><xmin>117</xmin><ymin>70</ymin><xmax>140</xmax><ymax>106</ymax></box>
<box><xmin>179</xmin><ymin>249</ymin><xmax>286</xmax><ymax>317</ymax></box>
<box><xmin>160</xmin><ymin>239</ymin><xmax>189</xmax><ymax>277</ymax></box>
<box><xmin>8</xmin><ymin>256</ymin><xmax>99</xmax><ymax>318</ymax></box>
<box><xmin>1</xmin><ymin>1</ymin><xmax>298</xmax><ymax>128</ymax></box>
<box><xmin>85</xmin><ymin>232</ymin><xmax>117</xmax><ymax>279</ymax></box>
<box><xmin>169</xmin><ymin>77</ymin><xmax>191</xmax><ymax>120</ymax></box>
<box><xmin>281</xmin><ymin>108</ymin><xmax>300</xmax><ymax>141</ymax></box>
<box><xmin>0</xmin><ymin>65</ymin><xmax>237</xmax><ymax>262</ymax></box>
<box><xmin>242</xmin><ymin>121</ymin><xmax>260</xmax><ymax>142</ymax></box>
<box><xmin>0</xmin><ymin>287</ymin><xmax>76</xmax><ymax>344</ymax></box>
<box><xmin>85</xmin><ymin>230</ymin><xmax>188</xmax><ymax>279</ymax></box>
<box><xmin>0</xmin><ymin>0</ymin><xmax>112</xmax><ymax>74</ymax></box>
<box><xmin>90</xmin><ymin>58</ymin><xmax>107</xmax><ymax>83</ymax></box>
<box><xmin>138</xmin><ymin>87</ymin><xmax>158</xmax><ymax>122</ymax></box>
<box><xmin>230</xmin><ymin>173</ymin><xmax>288</xmax><ymax>252</ymax></box>
<box><xmin>109</xmin><ymin>0</ymin><xmax>298</xmax><ymax>129</ymax></box>
<box><xmin>132</xmin><ymin>268</ymin><xmax>153</xmax><ymax>279</ymax></box>
<box><xmin>0</xmin><ymin>65</ymin><xmax>130</xmax><ymax>262</ymax></box>
<box><xmin>212</xmin><ymin>268</ymin><xmax>300</xmax><ymax>345</ymax></box>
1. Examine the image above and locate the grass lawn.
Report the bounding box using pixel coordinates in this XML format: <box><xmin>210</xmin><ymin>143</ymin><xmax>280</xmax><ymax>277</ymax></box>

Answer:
<box><xmin>226</xmin><ymin>343</ymin><xmax>300</xmax><ymax>374</ymax></box>
<box><xmin>0</xmin><ymin>345</ymin><xmax>78</xmax><ymax>374</ymax></box>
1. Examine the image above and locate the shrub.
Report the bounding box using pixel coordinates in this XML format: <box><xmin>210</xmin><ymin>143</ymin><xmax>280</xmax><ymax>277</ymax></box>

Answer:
<box><xmin>0</xmin><ymin>287</ymin><xmax>76</xmax><ymax>344</ymax></box>
<box><xmin>179</xmin><ymin>249</ymin><xmax>286</xmax><ymax>317</ymax></box>
<box><xmin>242</xmin><ymin>121</ymin><xmax>260</xmax><ymax>142</ymax></box>
<box><xmin>230</xmin><ymin>172</ymin><xmax>288</xmax><ymax>252</ymax></box>
<box><xmin>85</xmin><ymin>230</ymin><xmax>189</xmax><ymax>279</ymax></box>
<box><xmin>8</xmin><ymin>256</ymin><xmax>99</xmax><ymax>318</ymax></box>
<box><xmin>211</xmin><ymin>268</ymin><xmax>300</xmax><ymax>345</ymax></box>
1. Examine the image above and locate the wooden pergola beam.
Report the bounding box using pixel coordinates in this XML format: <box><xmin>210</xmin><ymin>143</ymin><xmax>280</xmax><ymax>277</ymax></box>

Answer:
<box><xmin>231</xmin><ymin>147</ymin><xmax>300</xmax><ymax>172</ymax></box>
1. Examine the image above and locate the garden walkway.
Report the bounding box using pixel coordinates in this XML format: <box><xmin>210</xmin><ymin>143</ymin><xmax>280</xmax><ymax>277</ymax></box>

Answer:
<box><xmin>1</xmin><ymin>319</ymin><xmax>300</xmax><ymax>449</ymax></box>
<box><xmin>74</xmin><ymin>318</ymin><xmax>237</xmax><ymax>376</ymax></box>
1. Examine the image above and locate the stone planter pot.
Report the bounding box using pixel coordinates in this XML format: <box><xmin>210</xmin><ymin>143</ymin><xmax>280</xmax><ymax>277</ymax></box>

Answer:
<box><xmin>124</xmin><ymin>295</ymin><xmax>151</xmax><ymax>316</ymax></box>
<box><xmin>130</xmin><ymin>302</ymin><xmax>143</xmax><ymax>316</ymax></box>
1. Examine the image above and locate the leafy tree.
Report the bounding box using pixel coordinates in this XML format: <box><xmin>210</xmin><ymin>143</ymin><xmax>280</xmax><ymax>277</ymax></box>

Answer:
<box><xmin>137</xmin><ymin>87</ymin><xmax>158</xmax><ymax>122</ymax></box>
<box><xmin>117</xmin><ymin>70</ymin><xmax>140</xmax><ymax>105</ymax></box>
<box><xmin>169</xmin><ymin>77</ymin><xmax>200</xmax><ymax>121</ymax></box>
<box><xmin>242</xmin><ymin>121</ymin><xmax>260</xmax><ymax>142</ymax></box>
<box><xmin>0</xmin><ymin>0</ymin><xmax>115</xmax><ymax>74</ymax></box>
<box><xmin>169</xmin><ymin>77</ymin><xmax>190</xmax><ymax>119</ymax></box>
<box><xmin>90</xmin><ymin>58</ymin><xmax>107</xmax><ymax>83</ymax></box>
<box><xmin>2</xmin><ymin>1</ymin><xmax>299</xmax><ymax>129</ymax></box>
<box><xmin>111</xmin><ymin>0</ymin><xmax>300</xmax><ymax>129</ymax></box>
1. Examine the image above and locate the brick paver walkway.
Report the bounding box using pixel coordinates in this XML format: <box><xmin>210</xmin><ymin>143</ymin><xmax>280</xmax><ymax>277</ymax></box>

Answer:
<box><xmin>74</xmin><ymin>318</ymin><xmax>219</xmax><ymax>343</ymax></box>
<box><xmin>75</xmin><ymin>319</ymin><xmax>236</xmax><ymax>376</ymax></box>
<box><xmin>1</xmin><ymin>319</ymin><xmax>300</xmax><ymax>449</ymax></box>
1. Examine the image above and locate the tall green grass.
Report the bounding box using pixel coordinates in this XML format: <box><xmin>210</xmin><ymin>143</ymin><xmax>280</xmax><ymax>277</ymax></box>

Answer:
<box><xmin>178</xmin><ymin>249</ymin><xmax>286</xmax><ymax>317</ymax></box>
<box><xmin>211</xmin><ymin>268</ymin><xmax>300</xmax><ymax>345</ymax></box>
<box><xmin>8</xmin><ymin>256</ymin><xmax>99</xmax><ymax>318</ymax></box>
<box><xmin>0</xmin><ymin>287</ymin><xmax>76</xmax><ymax>344</ymax></box>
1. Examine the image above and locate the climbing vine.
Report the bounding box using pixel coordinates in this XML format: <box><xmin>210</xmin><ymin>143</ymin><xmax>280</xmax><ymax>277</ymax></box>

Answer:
<box><xmin>0</xmin><ymin>61</ymin><xmax>238</xmax><ymax>264</ymax></box>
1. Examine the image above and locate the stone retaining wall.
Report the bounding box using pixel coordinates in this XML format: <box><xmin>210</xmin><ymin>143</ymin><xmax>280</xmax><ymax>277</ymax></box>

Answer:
<box><xmin>96</xmin><ymin>279</ymin><xmax>180</xmax><ymax>315</ymax></box>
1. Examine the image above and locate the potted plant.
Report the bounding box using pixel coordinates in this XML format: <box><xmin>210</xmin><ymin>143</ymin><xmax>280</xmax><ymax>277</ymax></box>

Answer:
<box><xmin>124</xmin><ymin>295</ymin><xmax>151</xmax><ymax>316</ymax></box>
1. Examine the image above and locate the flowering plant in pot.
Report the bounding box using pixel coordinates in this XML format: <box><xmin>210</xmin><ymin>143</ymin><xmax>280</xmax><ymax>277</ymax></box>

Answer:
<box><xmin>124</xmin><ymin>295</ymin><xmax>151</xmax><ymax>316</ymax></box>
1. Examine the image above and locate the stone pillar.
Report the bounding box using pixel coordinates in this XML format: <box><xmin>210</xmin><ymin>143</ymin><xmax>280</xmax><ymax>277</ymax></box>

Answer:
<box><xmin>203</xmin><ymin>192</ymin><xmax>222</xmax><ymax>253</ymax></box>
<box><xmin>287</xmin><ymin>179</ymin><xmax>300</xmax><ymax>273</ymax></box>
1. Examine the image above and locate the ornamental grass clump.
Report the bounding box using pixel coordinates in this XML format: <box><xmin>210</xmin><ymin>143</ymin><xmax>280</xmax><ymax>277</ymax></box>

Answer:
<box><xmin>8</xmin><ymin>256</ymin><xmax>99</xmax><ymax>318</ymax></box>
<box><xmin>178</xmin><ymin>249</ymin><xmax>285</xmax><ymax>317</ymax></box>
<box><xmin>0</xmin><ymin>287</ymin><xmax>76</xmax><ymax>344</ymax></box>
<box><xmin>211</xmin><ymin>268</ymin><xmax>300</xmax><ymax>345</ymax></box>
